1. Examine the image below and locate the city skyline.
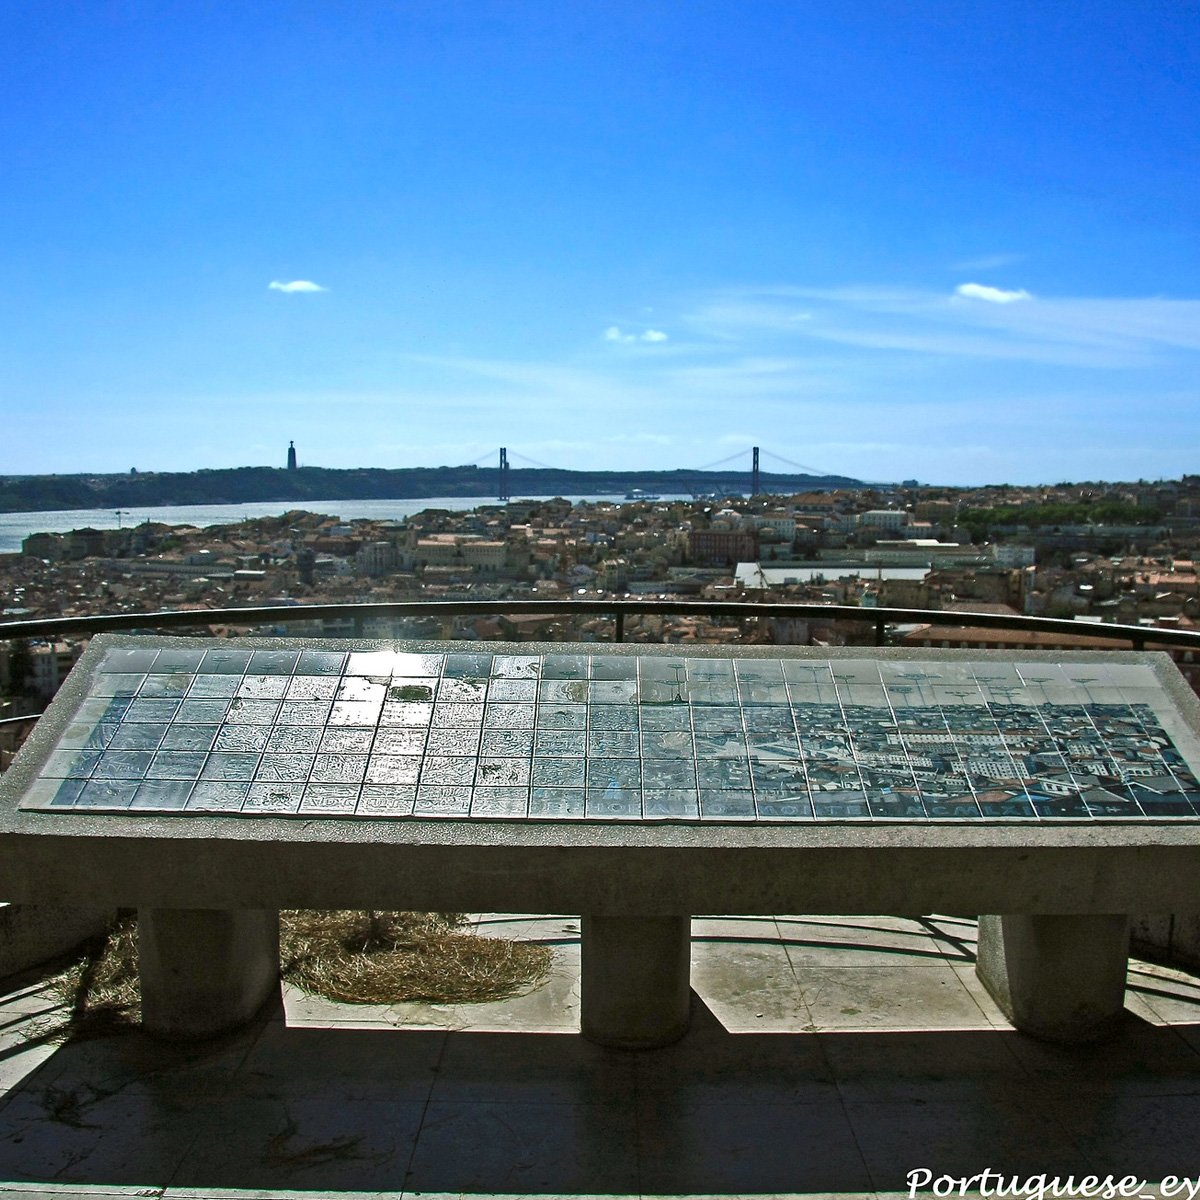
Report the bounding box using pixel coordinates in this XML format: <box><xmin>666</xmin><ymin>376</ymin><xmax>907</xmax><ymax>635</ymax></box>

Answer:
<box><xmin>1</xmin><ymin>3</ymin><xmax>1198</xmax><ymax>484</ymax></box>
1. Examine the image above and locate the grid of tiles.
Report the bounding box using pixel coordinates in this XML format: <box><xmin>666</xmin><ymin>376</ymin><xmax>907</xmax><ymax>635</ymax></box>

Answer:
<box><xmin>17</xmin><ymin>647</ymin><xmax>1200</xmax><ymax>821</ymax></box>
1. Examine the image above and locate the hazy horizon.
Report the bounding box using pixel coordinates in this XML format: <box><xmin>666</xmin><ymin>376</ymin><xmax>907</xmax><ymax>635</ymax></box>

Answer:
<box><xmin>0</xmin><ymin>457</ymin><xmax>1187</xmax><ymax>493</ymax></box>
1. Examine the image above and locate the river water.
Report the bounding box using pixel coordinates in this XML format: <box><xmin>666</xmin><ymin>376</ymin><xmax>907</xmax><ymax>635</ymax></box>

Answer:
<box><xmin>0</xmin><ymin>494</ymin><xmax>693</xmax><ymax>555</ymax></box>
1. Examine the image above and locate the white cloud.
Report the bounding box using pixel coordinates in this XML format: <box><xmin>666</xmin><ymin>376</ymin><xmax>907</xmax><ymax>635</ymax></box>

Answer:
<box><xmin>268</xmin><ymin>280</ymin><xmax>327</xmax><ymax>293</ymax></box>
<box><xmin>955</xmin><ymin>282</ymin><xmax>1032</xmax><ymax>304</ymax></box>
<box><xmin>605</xmin><ymin>326</ymin><xmax>668</xmax><ymax>343</ymax></box>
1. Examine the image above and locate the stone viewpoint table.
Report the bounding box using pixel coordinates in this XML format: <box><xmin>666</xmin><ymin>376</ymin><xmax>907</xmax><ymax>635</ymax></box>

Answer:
<box><xmin>4</xmin><ymin>636</ymin><xmax>1200</xmax><ymax>1048</ymax></box>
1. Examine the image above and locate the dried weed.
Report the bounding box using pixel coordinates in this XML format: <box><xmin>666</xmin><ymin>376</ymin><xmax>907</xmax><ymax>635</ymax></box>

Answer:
<box><xmin>34</xmin><ymin>909</ymin><xmax>551</xmax><ymax>1040</ymax></box>
<box><xmin>280</xmin><ymin>910</ymin><xmax>553</xmax><ymax>1005</ymax></box>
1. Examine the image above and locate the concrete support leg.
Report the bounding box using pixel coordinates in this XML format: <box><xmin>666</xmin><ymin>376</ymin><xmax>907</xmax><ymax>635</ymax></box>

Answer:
<box><xmin>976</xmin><ymin>914</ymin><xmax>1129</xmax><ymax>1045</ymax></box>
<box><xmin>580</xmin><ymin>914</ymin><xmax>691</xmax><ymax>1049</ymax></box>
<box><xmin>139</xmin><ymin>908</ymin><xmax>280</xmax><ymax>1040</ymax></box>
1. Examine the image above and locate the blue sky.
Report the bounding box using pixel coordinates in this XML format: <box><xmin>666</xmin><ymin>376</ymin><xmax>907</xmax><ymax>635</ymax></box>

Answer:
<box><xmin>2</xmin><ymin>1</ymin><xmax>1199</xmax><ymax>485</ymax></box>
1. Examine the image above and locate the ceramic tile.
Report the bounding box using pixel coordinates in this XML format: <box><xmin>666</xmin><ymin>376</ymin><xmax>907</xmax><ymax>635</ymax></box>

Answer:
<box><xmin>23</xmin><ymin>650</ymin><xmax>1200</xmax><ymax>828</ymax></box>
<box><xmin>243</xmin><ymin>782</ymin><xmax>304</xmax><ymax>812</ymax></box>
<box><xmin>214</xmin><ymin>725</ymin><xmax>271</xmax><ymax>753</ymax></box>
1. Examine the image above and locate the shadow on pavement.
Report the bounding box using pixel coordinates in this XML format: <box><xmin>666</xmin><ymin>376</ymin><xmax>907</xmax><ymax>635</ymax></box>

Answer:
<box><xmin>0</xmin><ymin>995</ymin><xmax>1196</xmax><ymax>1195</ymax></box>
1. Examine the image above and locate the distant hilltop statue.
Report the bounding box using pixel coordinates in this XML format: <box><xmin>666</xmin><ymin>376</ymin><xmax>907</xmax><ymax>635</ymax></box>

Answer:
<box><xmin>287</xmin><ymin>441</ymin><xmax>297</xmax><ymax>471</ymax></box>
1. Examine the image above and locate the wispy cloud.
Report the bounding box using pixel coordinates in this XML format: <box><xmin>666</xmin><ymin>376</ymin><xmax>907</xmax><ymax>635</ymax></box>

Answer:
<box><xmin>268</xmin><ymin>280</ymin><xmax>327</xmax><ymax>293</ymax></box>
<box><xmin>385</xmin><ymin>280</ymin><xmax>1200</xmax><ymax>484</ymax></box>
<box><xmin>685</xmin><ymin>285</ymin><xmax>1200</xmax><ymax>367</ymax></box>
<box><xmin>950</xmin><ymin>253</ymin><xmax>1024</xmax><ymax>271</ymax></box>
<box><xmin>604</xmin><ymin>326</ymin><xmax>668</xmax><ymax>343</ymax></box>
<box><xmin>955</xmin><ymin>282</ymin><xmax>1032</xmax><ymax>304</ymax></box>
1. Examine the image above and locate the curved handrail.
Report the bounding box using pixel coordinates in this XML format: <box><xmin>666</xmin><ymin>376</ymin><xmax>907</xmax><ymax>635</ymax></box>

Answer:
<box><xmin>0</xmin><ymin>598</ymin><xmax>1194</xmax><ymax>652</ymax></box>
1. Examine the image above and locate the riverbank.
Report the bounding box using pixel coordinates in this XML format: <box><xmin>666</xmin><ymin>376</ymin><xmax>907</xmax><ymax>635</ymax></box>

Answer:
<box><xmin>0</xmin><ymin>495</ymin><xmax>694</xmax><ymax>554</ymax></box>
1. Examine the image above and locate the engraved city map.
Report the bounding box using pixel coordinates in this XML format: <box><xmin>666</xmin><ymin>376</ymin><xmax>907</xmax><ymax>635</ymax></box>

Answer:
<box><xmin>17</xmin><ymin>645</ymin><xmax>1200</xmax><ymax>822</ymax></box>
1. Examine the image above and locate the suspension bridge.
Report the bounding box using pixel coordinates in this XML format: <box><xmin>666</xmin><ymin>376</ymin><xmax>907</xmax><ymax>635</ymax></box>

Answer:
<box><xmin>464</xmin><ymin>446</ymin><xmax>858</xmax><ymax>502</ymax></box>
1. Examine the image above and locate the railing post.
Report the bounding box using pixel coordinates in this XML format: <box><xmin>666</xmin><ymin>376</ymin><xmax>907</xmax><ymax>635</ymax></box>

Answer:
<box><xmin>1132</xmin><ymin>635</ymin><xmax>1146</xmax><ymax>652</ymax></box>
<box><xmin>874</xmin><ymin>617</ymin><xmax>886</xmax><ymax>647</ymax></box>
<box><xmin>614</xmin><ymin>611</ymin><xmax>625</xmax><ymax>643</ymax></box>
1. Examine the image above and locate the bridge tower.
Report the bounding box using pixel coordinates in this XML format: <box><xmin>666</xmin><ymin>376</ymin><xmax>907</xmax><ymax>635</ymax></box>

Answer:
<box><xmin>498</xmin><ymin>447</ymin><xmax>511</xmax><ymax>502</ymax></box>
<box><xmin>751</xmin><ymin>446</ymin><xmax>760</xmax><ymax>498</ymax></box>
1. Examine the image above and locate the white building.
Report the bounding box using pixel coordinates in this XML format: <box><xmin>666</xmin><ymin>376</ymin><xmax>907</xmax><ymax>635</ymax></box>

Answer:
<box><xmin>858</xmin><ymin>510</ymin><xmax>909</xmax><ymax>532</ymax></box>
<box><xmin>747</xmin><ymin>515</ymin><xmax>796</xmax><ymax>540</ymax></box>
<box><xmin>414</xmin><ymin>535</ymin><xmax>507</xmax><ymax>575</ymax></box>
<box><xmin>460</xmin><ymin>541</ymin><xmax>507</xmax><ymax>573</ymax></box>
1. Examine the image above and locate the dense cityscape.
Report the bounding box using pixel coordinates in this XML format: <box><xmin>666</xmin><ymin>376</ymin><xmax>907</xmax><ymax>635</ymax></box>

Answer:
<box><xmin>3</xmin><ymin>472</ymin><xmax>1199</xmax><ymax>735</ymax></box>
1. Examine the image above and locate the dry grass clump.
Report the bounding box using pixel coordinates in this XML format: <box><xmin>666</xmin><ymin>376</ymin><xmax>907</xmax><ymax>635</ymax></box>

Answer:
<box><xmin>280</xmin><ymin>910</ymin><xmax>552</xmax><ymax>1005</ymax></box>
<box><xmin>33</xmin><ymin>909</ymin><xmax>552</xmax><ymax>1041</ymax></box>
<box><xmin>44</xmin><ymin>913</ymin><xmax>142</xmax><ymax>1039</ymax></box>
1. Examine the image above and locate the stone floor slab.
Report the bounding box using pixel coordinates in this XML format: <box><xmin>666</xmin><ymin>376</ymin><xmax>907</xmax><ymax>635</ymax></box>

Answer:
<box><xmin>0</xmin><ymin>915</ymin><xmax>1195</xmax><ymax>1197</ymax></box>
<box><xmin>996</xmin><ymin>1013</ymin><xmax>1200</xmax><ymax>1095</ymax></box>
<box><xmin>168</xmin><ymin>1097</ymin><xmax>426</xmax><ymax>1194</ymax></box>
<box><xmin>819</xmin><ymin>1028</ymin><xmax>1031</xmax><ymax>1104</ymax></box>
<box><xmin>1127</xmin><ymin>959</ymin><xmax>1200</xmax><ymax>1026</ymax></box>
<box><xmin>470</xmin><ymin>914</ymin><xmax>582</xmax><ymax>945</ymax></box>
<box><xmin>844</xmin><ymin>1095</ymin><xmax>1092</xmax><ymax>1193</ymax></box>
<box><xmin>233</xmin><ymin>1025</ymin><xmax>445</xmax><ymax>1104</ymax></box>
<box><xmin>280</xmin><ymin>985</ymin><xmax>402</xmax><ymax>1029</ymax></box>
<box><xmin>775</xmin><ymin>917</ymin><xmax>950</xmax><ymax>969</ymax></box>
<box><xmin>430</xmin><ymin>1029</ymin><xmax>633</xmax><ymax>1106</ymax></box>
<box><xmin>403</xmin><ymin>1100</ymin><xmax>639</xmax><ymax>1195</ymax></box>
<box><xmin>946</xmin><ymin>961</ymin><xmax>1014</xmax><ymax>1028</ymax></box>
<box><xmin>1064</xmin><ymin>1091</ymin><xmax>1200</xmax><ymax>1183</ymax></box>
<box><xmin>691</xmin><ymin>943</ymin><xmax>809</xmax><ymax>1033</ymax></box>
<box><xmin>691</xmin><ymin>917</ymin><xmax>788</xmax><ymax>942</ymax></box>
<box><xmin>0</xmin><ymin>1084</ymin><xmax>203</xmax><ymax>1189</ymax></box>
<box><xmin>635</xmin><ymin>1097</ymin><xmax>873</xmax><ymax>1195</ymax></box>
<box><xmin>632</xmin><ymin>1008</ymin><xmax>839</xmax><ymax>1109</ymax></box>
<box><xmin>799</xmin><ymin>964</ymin><xmax>996</xmax><ymax>1031</ymax></box>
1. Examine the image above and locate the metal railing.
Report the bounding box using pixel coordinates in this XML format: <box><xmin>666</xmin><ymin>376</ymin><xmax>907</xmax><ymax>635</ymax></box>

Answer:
<box><xmin>0</xmin><ymin>711</ymin><xmax>38</xmax><ymax>732</ymax></box>
<box><xmin>1</xmin><ymin>598</ymin><xmax>1197</xmax><ymax>653</ymax></box>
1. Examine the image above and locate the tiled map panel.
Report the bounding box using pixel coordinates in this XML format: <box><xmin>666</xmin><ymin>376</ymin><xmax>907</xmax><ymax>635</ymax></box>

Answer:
<box><xmin>17</xmin><ymin>647</ymin><xmax>1200</xmax><ymax>822</ymax></box>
